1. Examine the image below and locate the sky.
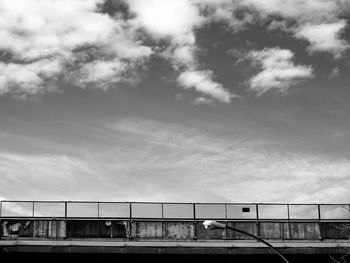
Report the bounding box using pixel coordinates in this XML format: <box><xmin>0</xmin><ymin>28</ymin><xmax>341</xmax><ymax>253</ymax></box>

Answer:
<box><xmin>1</xmin><ymin>0</ymin><xmax>350</xmax><ymax>203</ymax></box>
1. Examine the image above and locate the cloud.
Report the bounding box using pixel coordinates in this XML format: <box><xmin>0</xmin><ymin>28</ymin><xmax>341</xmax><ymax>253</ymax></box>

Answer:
<box><xmin>128</xmin><ymin>0</ymin><xmax>203</xmax><ymax>38</ymax></box>
<box><xmin>0</xmin><ymin>0</ymin><xmax>152</xmax><ymax>96</ymax></box>
<box><xmin>330</xmin><ymin>67</ymin><xmax>340</xmax><ymax>78</ymax></box>
<box><xmin>0</xmin><ymin>59</ymin><xmax>62</xmax><ymax>97</ymax></box>
<box><xmin>191</xmin><ymin>97</ymin><xmax>215</xmax><ymax>105</ymax></box>
<box><xmin>0</xmin><ymin>0</ymin><xmax>236</xmax><ymax>103</ymax></box>
<box><xmin>247</xmin><ymin>0</ymin><xmax>349</xmax><ymax>57</ymax></box>
<box><xmin>0</xmin><ymin>0</ymin><xmax>347</xmax><ymax>100</ymax></box>
<box><xmin>244</xmin><ymin>0</ymin><xmax>340</xmax><ymax>20</ymax></box>
<box><xmin>295</xmin><ymin>21</ymin><xmax>349</xmax><ymax>57</ymax></box>
<box><xmin>70</xmin><ymin>59</ymin><xmax>130</xmax><ymax>90</ymax></box>
<box><xmin>177</xmin><ymin>70</ymin><xmax>233</xmax><ymax>103</ymax></box>
<box><xmin>247</xmin><ymin>48</ymin><xmax>314</xmax><ymax>95</ymax></box>
<box><xmin>127</xmin><ymin>0</ymin><xmax>202</xmax><ymax>72</ymax></box>
<box><xmin>106</xmin><ymin>117</ymin><xmax>350</xmax><ymax>203</ymax></box>
<box><xmin>2</xmin><ymin>117</ymin><xmax>350</xmax><ymax>203</ymax></box>
<box><xmin>129</xmin><ymin>0</ymin><xmax>236</xmax><ymax>103</ymax></box>
<box><xmin>198</xmin><ymin>0</ymin><xmax>349</xmax><ymax>57</ymax></box>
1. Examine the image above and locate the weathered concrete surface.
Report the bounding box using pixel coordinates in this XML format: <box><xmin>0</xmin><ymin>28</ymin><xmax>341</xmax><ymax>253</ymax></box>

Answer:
<box><xmin>132</xmin><ymin>222</ymin><xmax>163</xmax><ymax>239</ymax></box>
<box><xmin>0</xmin><ymin>253</ymin><xmax>344</xmax><ymax>263</ymax></box>
<box><xmin>1</xmin><ymin>240</ymin><xmax>350</xmax><ymax>255</ymax></box>
<box><xmin>164</xmin><ymin>222</ymin><xmax>194</xmax><ymax>240</ymax></box>
<box><xmin>1</xmin><ymin>219</ymin><xmax>350</xmax><ymax>242</ymax></box>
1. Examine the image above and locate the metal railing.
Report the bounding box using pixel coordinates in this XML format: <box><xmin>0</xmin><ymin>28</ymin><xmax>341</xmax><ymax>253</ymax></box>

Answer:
<box><xmin>1</xmin><ymin>201</ymin><xmax>349</xmax><ymax>221</ymax></box>
<box><xmin>1</xmin><ymin>201</ymin><xmax>350</xmax><ymax>241</ymax></box>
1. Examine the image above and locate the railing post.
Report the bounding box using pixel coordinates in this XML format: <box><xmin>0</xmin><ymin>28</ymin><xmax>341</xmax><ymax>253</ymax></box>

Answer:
<box><xmin>256</xmin><ymin>204</ymin><xmax>260</xmax><ymax>238</ymax></box>
<box><xmin>64</xmin><ymin>201</ymin><xmax>67</xmax><ymax>239</ymax></box>
<box><xmin>129</xmin><ymin>202</ymin><xmax>133</xmax><ymax>239</ymax></box>
<box><xmin>97</xmin><ymin>202</ymin><xmax>100</xmax><ymax>238</ymax></box>
<box><xmin>32</xmin><ymin>202</ymin><xmax>35</xmax><ymax>217</ymax></box>
<box><xmin>193</xmin><ymin>203</ymin><xmax>197</xmax><ymax>240</ymax></box>
<box><xmin>161</xmin><ymin>203</ymin><xmax>164</xmax><ymax>239</ymax></box>
<box><xmin>64</xmin><ymin>202</ymin><xmax>67</xmax><ymax>218</ymax></box>
<box><xmin>287</xmin><ymin>204</ymin><xmax>291</xmax><ymax>240</ymax></box>
<box><xmin>224</xmin><ymin>203</ymin><xmax>228</xmax><ymax>239</ymax></box>
<box><xmin>317</xmin><ymin>204</ymin><xmax>322</xmax><ymax>240</ymax></box>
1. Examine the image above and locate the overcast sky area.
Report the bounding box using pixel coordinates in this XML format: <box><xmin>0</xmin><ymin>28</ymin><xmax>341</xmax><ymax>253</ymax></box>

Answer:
<box><xmin>1</xmin><ymin>0</ymin><xmax>350</xmax><ymax>203</ymax></box>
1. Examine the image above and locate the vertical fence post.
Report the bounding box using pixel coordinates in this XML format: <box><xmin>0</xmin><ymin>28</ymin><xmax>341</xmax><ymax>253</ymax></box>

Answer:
<box><xmin>64</xmin><ymin>202</ymin><xmax>67</xmax><ymax>218</ymax></box>
<box><xmin>193</xmin><ymin>203</ymin><xmax>197</xmax><ymax>240</ymax></box>
<box><xmin>161</xmin><ymin>203</ymin><xmax>164</xmax><ymax>239</ymax></box>
<box><xmin>32</xmin><ymin>202</ymin><xmax>36</xmax><ymax>239</ymax></box>
<box><xmin>224</xmin><ymin>203</ymin><xmax>228</xmax><ymax>240</ymax></box>
<box><xmin>32</xmin><ymin>201</ymin><xmax>35</xmax><ymax>217</ymax></box>
<box><xmin>64</xmin><ymin>202</ymin><xmax>67</xmax><ymax>239</ymax></box>
<box><xmin>287</xmin><ymin>204</ymin><xmax>291</xmax><ymax>240</ymax></box>
<box><xmin>0</xmin><ymin>201</ymin><xmax>2</xmax><ymax>239</ymax></box>
<box><xmin>129</xmin><ymin>202</ymin><xmax>133</xmax><ymax>239</ymax></box>
<box><xmin>97</xmin><ymin>202</ymin><xmax>100</xmax><ymax>238</ymax></box>
<box><xmin>317</xmin><ymin>204</ymin><xmax>322</xmax><ymax>240</ymax></box>
<box><xmin>256</xmin><ymin>204</ymin><xmax>260</xmax><ymax>238</ymax></box>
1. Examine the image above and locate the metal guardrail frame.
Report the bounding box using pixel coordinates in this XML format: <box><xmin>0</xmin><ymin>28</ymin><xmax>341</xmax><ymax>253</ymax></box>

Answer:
<box><xmin>1</xmin><ymin>201</ymin><xmax>350</xmax><ymax>241</ymax></box>
<box><xmin>0</xmin><ymin>200</ymin><xmax>350</xmax><ymax>221</ymax></box>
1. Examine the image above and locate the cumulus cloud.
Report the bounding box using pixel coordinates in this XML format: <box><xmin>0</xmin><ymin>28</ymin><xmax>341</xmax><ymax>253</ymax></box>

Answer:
<box><xmin>128</xmin><ymin>0</ymin><xmax>203</xmax><ymax>38</ymax></box>
<box><xmin>70</xmin><ymin>59</ymin><xmax>130</xmax><ymax>90</ymax></box>
<box><xmin>198</xmin><ymin>0</ymin><xmax>349</xmax><ymax>57</ymax></box>
<box><xmin>244</xmin><ymin>0</ymin><xmax>340</xmax><ymax>20</ymax></box>
<box><xmin>0</xmin><ymin>0</ymin><xmax>152</xmax><ymax>96</ymax></box>
<box><xmin>295</xmin><ymin>21</ymin><xmax>348</xmax><ymax>57</ymax></box>
<box><xmin>0</xmin><ymin>59</ymin><xmax>61</xmax><ymax>98</ymax></box>
<box><xmin>127</xmin><ymin>0</ymin><xmax>202</xmax><ymax>72</ymax></box>
<box><xmin>0</xmin><ymin>0</ymin><xmax>347</xmax><ymax>100</ymax></box>
<box><xmin>0</xmin><ymin>0</ymin><xmax>237</xmax><ymax>103</ymax></box>
<box><xmin>247</xmin><ymin>48</ymin><xmax>314</xmax><ymax>95</ymax></box>
<box><xmin>248</xmin><ymin>0</ymin><xmax>349</xmax><ymax>57</ymax></box>
<box><xmin>129</xmin><ymin>0</ymin><xmax>236</xmax><ymax>103</ymax></box>
<box><xmin>177</xmin><ymin>70</ymin><xmax>233</xmax><ymax>103</ymax></box>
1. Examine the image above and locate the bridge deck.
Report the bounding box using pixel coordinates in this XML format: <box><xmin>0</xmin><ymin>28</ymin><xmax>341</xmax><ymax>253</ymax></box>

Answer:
<box><xmin>1</xmin><ymin>201</ymin><xmax>350</xmax><ymax>255</ymax></box>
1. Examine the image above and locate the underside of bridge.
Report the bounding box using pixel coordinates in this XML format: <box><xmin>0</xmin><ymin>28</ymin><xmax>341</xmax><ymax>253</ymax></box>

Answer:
<box><xmin>1</xmin><ymin>240</ymin><xmax>350</xmax><ymax>263</ymax></box>
<box><xmin>0</xmin><ymin>252</ymin><xmax>347</xmax><ymax>263</ymax></box>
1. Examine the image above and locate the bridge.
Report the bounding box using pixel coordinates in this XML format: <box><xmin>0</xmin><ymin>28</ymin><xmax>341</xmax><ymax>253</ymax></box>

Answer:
<box><xmin>1</xmin><ymin>201</ymin><xmax>350</xmax><ymax>262</ymax></box>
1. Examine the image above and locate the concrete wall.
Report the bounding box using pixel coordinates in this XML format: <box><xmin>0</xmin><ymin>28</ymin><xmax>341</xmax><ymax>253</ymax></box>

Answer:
<box><xmin>0</xmin><ymin>220</ymin><xmax>348</xmax><ymax>240</ymax></box>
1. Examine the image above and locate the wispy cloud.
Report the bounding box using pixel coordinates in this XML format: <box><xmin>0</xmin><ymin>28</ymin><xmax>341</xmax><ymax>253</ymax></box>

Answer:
<box><xmin>1</xmin><ymin>117</ymin><xmax>350</xmax><ymax>203</ymax></box>
<box><xmin>177</xmin><ymin>70</ymin><xmax>234</xmax><ymax>103</ymax></box>
<box><xmin>105</xmin><ymin>118</ymin><xmax>350</xmax><ymax>202</ymax></box>
<box><xmin>246</xmin><ymin>48</ymin><xmax>314</xmax><ymax>95</ymax></box>
<box><xmin>191</xmin><ymin>97</ymin><xmax>215</xmax><ymax>105</ymax></box>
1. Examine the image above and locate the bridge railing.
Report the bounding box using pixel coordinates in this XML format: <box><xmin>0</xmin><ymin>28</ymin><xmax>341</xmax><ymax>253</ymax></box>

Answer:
<box><xmin>1</xmin><ymin>201</ymin><xmax>349</xmax><ymax>220</ymax></box>
<box><xmin>1</xmin><ymin>201</ymin><xmax>350</xmax><ymax>241</ymax></box>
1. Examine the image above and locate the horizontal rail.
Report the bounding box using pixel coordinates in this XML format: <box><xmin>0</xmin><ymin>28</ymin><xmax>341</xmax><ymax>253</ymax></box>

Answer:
<box><xmin>0</xmin><ymin>201</ymin><xmax>349</xmax><ymax>221</ymax></box>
